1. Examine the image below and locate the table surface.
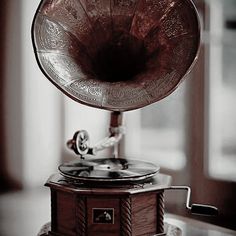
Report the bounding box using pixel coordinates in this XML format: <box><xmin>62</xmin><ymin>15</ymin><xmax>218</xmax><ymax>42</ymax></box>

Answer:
<box><xmin>166</xmin><ymin>214</ymin><xmax>236</xmax><ymax>236</ymax></box>
<box><xmin>0</xmin><ymin>187</ymin><xmax>235</xmax><ymax>236</ymax></box>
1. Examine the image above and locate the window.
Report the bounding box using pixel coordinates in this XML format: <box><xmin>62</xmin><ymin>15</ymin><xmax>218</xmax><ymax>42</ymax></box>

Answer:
<box><xmin>205</xmin><ymin>0</ymin><xmax>236</xmax><ymax>181</ymax></box>
<box><xmin>125</xmin><ymin>81</ymin><xmax>189</xmax><ymax>171</ymax></box>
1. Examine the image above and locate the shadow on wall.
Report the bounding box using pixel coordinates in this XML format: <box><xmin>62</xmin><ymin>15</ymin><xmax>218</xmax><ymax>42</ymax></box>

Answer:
<box><xmin>0</xmin><ymin>1</ymin><xmax>22</xmax><ymax>192</ymax></box>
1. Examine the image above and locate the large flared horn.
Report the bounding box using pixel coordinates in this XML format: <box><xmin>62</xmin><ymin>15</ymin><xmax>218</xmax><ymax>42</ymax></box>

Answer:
<box><xmin>32</xmin><ymin>0</ymin><xmax>200</xmax><ymax>111</ymax></box>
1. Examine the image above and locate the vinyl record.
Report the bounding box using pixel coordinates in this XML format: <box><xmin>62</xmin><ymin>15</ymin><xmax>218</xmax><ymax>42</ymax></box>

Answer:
<box><xmin>58</xmin><ymin>158</ymin><xmax>159</xmax><ymax>182</ymax></box>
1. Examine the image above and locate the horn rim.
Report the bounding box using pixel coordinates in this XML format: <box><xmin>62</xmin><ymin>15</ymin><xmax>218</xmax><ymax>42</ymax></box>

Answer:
<box><xmin>31</xmin><ymin>0</ymin><xmax>201</xmax><ymax>112</ymax></box>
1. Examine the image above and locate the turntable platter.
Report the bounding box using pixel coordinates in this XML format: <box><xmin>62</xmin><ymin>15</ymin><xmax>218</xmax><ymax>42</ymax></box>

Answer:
<box><xmin>59</xmin><ymin>158</ymin><xmax>159</xmax><ymax>182</ymax></box>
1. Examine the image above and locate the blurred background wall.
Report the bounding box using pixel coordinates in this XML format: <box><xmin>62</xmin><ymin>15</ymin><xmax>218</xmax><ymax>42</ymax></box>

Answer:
<box><xmin>2</xmin><ymin>0</ymin><xmax>110</xmax><ymax>189</ymax></box>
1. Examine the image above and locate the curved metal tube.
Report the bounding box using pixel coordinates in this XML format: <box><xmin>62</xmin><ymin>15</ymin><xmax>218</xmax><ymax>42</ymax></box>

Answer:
<box><xmin>67</xmin><ymin>112</ymin><xmax>125</xmax><ymax>158</ymax></box>
<box><xmin>91</xmin><ymin>131</ymin><xmax>124</xmax><ymax>157</ymax></box>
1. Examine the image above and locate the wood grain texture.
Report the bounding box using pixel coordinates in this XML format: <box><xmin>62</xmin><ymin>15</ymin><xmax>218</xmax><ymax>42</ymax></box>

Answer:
<box><xmin>48</xmin><ymin>174</ymin><xmax>167</xmax><ymax>236</ymax></box>
<box><xmin>87</xmin><ymin>197</ymin><xmax>120</xmax><ymax>236</ymax></box>
<box><xmin>132</xmin><ymin>192</ymin><xmax>158</xmax><ymax>236</ymax></box>
<box><xmin>55</xmin><ymin>191</ymin><xmax>76</xmax><ymax>236</ymax></box>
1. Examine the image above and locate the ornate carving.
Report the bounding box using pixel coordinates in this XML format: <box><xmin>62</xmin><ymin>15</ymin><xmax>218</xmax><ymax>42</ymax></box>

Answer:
<box><xmin>37</xmin><ymin>15</ymin><xmax>69</xmax><ymax>50</ymax></box>
<box><xmin>121</xmin><ymin>197</ymin><xmax>132</xmax><ymax>236</ymax></box>
<box><xmin>42</xmin><ymin>0</ymin><xmax>87</xmax><ymax>31</ymax></box>
<box><xmin>69</xmin><ymin>79</ymin><xmax>103</xmax><ymax>106</ymax></box>
<box><xmin>71</xmin><ymin>79</ymin><xmax>103</xmax><ymax>97</ymax></box>
<box><xmin>103</xmin><ymin>83</ymin><xmax>150</xmax><ymax>110</ymax></box>
<box><xmin>157</xmin><ymin>191</ymin><xmax>165</xmax><ymax>233</ymax></box>
<box><xmin>76</xmin><ymin>197</ymin><xmax>87</xmax><ymax>236</ymax></box>
<box><xmin>145</xmin><ymin>70</ymin><xmax>180</xmax><ymax>100</ymax></box>
<box><xmin>130</xmin><ymin>0</ymin><xmax>173</xmax><ymax>39</ymax></box>
<box><xmin>161</xmin><ymin>10</ymin><xmax>186</xmax><ymax>39</ymax></box>
<box><xmin>34</xmin><ymin>14</ymin><xmax>84</xmax><ymax>57</ymax></box>
<box><xmin>39</xmin><ymin>53</ymin><xmax>83</xmax><ymax>86</ymax></box>
<box><xmin>33</xmin><ymin>0</ymin><xmax>200</xmax><ymax>111</ymax></box>
<box><xmin>41</xmin><ymin>0</ymin><xmax>95</xmax><ymax>53</ymax></box>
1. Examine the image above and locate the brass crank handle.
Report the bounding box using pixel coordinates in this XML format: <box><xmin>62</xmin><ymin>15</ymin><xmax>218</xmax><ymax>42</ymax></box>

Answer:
<box><xmin>167</xmin><ymin>186</ymin><xmax>218</xmax><ymax>216</ymax></box>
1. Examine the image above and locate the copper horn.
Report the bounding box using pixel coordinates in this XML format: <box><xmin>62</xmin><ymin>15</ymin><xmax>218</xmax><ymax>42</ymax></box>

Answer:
<box><xmin>32</xmin><ymin>0</ymin><xmax>200</xmax><ymax>111</ymax></box>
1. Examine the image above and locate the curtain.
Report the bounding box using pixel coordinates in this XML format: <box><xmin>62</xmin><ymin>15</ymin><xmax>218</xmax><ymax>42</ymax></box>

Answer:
<box><xmin>0</xmin><ymin>0</ymin><xmax>15</xmax><ymax>192</ymax></box>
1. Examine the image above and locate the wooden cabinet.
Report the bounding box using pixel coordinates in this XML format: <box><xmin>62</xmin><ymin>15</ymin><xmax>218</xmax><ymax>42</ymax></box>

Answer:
<box><xmin>46</xmin><ymin>174</ymin><xmax>171</xmax><ymax>236</ymax></box>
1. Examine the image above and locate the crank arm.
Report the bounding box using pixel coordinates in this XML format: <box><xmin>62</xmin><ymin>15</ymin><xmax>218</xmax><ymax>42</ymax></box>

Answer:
<box><xmin>166</xmin><ymin>186</ymin><xmax>218</xmax><ymax>216</ymax></box>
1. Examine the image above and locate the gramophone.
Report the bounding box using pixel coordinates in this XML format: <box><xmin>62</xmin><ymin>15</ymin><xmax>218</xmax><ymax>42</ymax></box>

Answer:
<box><xmin>32</xmin><ymin>0</ymin><xmax>218</xmax><ymax>235</ymax></box>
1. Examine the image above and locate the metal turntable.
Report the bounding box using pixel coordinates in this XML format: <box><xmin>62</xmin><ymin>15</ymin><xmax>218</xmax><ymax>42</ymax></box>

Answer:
<box><xmin>59</xmin><ymin>157</ymin><xmax>160</xmax><ymax>182</ymax></box>
<box><xmin>32</xmin><ymin>0</ymin><xmax>218</xmax><ymax>235</ymax></box>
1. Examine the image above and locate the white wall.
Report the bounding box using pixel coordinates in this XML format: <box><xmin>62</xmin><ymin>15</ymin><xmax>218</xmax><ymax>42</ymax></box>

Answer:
<box><xmin>5</xmin><ymin>0</ymin><xmax>63</xmax><ymax>188</ymax></box>
<box><xmin>5</xmin><ymin>0</ymin><xmax>109</xmax><ymax>188</ymax></box>
<box><xmin>5</xmin><ymin>0</ymin><xmax>24</xmax><ymax>183</ymax></box>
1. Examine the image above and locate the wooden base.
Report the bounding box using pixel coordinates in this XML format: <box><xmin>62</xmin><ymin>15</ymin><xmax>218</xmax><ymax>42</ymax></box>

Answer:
<box><xmin>45</xmin><ymin>174</ymin><xmax>172</xmax><ymax>236</ymax></box>
<box><xmin>37</xmin><ymin>222</ymin><xmax>182</xmax><ymax>236</ymax></box>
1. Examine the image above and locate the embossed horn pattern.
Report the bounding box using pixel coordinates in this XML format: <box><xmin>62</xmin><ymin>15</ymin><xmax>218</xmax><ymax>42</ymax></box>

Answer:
<box><xmin>32</xmin><ymin>0</ymin><xmax>200</xmax><ymax>111</ymax></box>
